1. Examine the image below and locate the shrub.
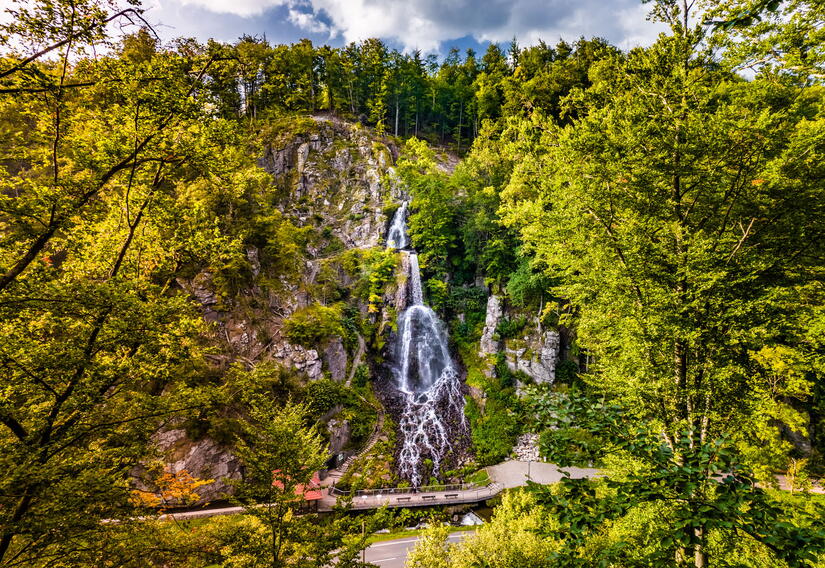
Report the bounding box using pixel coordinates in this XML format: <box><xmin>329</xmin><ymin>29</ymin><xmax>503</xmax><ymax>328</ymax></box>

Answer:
<box><xmin>305</xmin><ymin>379</ymin><xmax>344</xmax><ymax>415</ymax></box>
<box><xmin>426</xmin><ymin>278</ymin><xmax>449</xmax><ymax>312</ymax></box>
<box><xmin>352</xmin><ymin>364</ymin><xmax>370</xmax><ymax>389</ymax></box>
<box><xmin>555</xmin><ymin>359</ymin><xmax>579</xmax><ymax>385</ymax></box>
<box><xmin>283</xmin><ymin>303</ymin><xmax>344</xmax><ymax>347</ymax></box>
<box><xmin>339</xmin><ymin>247</ymin><xmax>398</xmax><ymax>313</ymax></box>
<box><xmin>470</xmin><ymin>401</ymin><xmax>521</xmax><ymax>465</ymax></box>
<box><xmin>495</xmin><ymin>316</ymin><xmax>528</xmax><ymax>340</ymax></box>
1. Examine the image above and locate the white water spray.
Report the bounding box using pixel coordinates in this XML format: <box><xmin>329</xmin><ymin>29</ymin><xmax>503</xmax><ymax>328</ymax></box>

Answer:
<box><xmin>386</xmin><ymin>202</ymin><xmax>467</xmax><ymax>487</ymax></box>
<box><xmin>386</xmin><ymin>201</ymin><xmax>409</xmax><ymax>249</ymax></box>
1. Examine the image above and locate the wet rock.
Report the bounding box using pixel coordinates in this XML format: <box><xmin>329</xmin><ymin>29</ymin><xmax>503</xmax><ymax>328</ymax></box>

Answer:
<box><xmin>461</xmin><ymin>511</ymin><xmax>485</xmax><ymax>526</ymax></box>
<box><xmin>394</xmin><ymin>252</ymin><xmax>411</xmax><ymax>313</ymax></box>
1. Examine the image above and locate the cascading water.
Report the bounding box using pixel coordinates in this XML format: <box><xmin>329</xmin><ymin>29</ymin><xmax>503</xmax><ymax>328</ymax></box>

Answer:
<box><xmin>386</xmin><ymin>201</ymin><xmax>409</xmax><ymax>250</ymax></box>
<box><xmin>385</xmin><ymin>201</ymin><xmax>468</xmax><ymax>487</ymax></box>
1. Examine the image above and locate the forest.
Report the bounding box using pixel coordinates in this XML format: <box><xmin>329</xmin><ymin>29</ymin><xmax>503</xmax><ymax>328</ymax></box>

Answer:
<box><xmin>0</xmin><ymin>0</ymin><xmax>824</xmax><ymax>566</ymax></box>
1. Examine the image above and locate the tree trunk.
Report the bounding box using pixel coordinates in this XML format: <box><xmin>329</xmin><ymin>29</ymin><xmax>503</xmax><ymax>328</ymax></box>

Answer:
<box><xmin>694</xmin><ymin>526</ymin><xmax>707</xmax><ymax>567</ymax></box>
<box><xmin>675</xmin><ymin>339</ymin><xmax>688</xmax><ymax>421</ymax></box>
<box><xmin>457</xmin><ymin>100</ymin><xmax>463</xmax><ymax>154</ymax></box>
<box><xmin>0</xmin><ymin>490</ymin><xmax>33</xmax><ymax>563</ymax></box>
<box><xmin>394</xmin><ymin>95</ymin><xmax>399</xmax><ymax>136</ymax></box>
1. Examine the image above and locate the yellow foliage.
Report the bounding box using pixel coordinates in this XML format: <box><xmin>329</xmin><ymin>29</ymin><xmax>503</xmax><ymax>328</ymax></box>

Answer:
<box><xmin>131</xmin><ymin>468</ymin><xmax>214</xmax><ymax>510</ymax></box>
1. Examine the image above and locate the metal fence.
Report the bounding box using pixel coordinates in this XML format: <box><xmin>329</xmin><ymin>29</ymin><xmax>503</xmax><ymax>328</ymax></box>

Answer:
<box><xmin>329</xmin><ymin>482</ymin><xmax>480</xmax><ymax>497</ymax></box>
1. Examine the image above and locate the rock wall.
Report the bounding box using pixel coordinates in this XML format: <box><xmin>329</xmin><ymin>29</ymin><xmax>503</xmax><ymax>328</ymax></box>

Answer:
<box><xmin>180</xmin><ymin>116</ymin><xmax>400</xmax><ymax>378</ymax></box>
<box><xmin>259</xmin><ymin>116</ymin><xmax>402</xmax><ymax>250</ymax></box>
<box><xmin>156</xmin><ymin>116</ymin><xmax>402</xmax><ymax>504</ymax></box>
<box><xmin>477</xmin><ymin>293</ymin><xmax>563</xmax><ymax>385</ymax></box>
<box><xmin>479</xmin><ymin>295</ymin><xmax>503</xmax><ymax>357</ymax></box>
<box><xmin>505</xmin><ymin>329</ymin><xmax>561</xmax><ymax>384</ymax></box>
<box><xmin>151</xmin><ymin>429</ymin><xmax>244</xmax><ymax>504</ymax></box>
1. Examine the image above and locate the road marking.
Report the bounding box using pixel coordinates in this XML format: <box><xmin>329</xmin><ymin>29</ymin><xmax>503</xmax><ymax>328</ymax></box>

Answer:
<box><xmin>371</xmin><ymin>538</ymin><xmax>419</xmax><ymax>547</ymax></box>
<box><xmin>373</xmin><ymin>558</ymin><xmax>398</xmax><ymax>563</ymax></box>
<box><xmin>369</xmin><ymin>531</ymin><xmax>473</xmax><ymax>549</ymax></box>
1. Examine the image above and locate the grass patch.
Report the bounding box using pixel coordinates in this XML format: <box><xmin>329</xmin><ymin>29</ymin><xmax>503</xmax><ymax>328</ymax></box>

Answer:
<box><xmin>366</xmin><ymin>524</ymin><xmax>477</xmax><ymax>545</ymax></box>
<box><xmin>464</xmin><ymin>469</ymin><xmax>491</xmax><ymax>486</ymax></box>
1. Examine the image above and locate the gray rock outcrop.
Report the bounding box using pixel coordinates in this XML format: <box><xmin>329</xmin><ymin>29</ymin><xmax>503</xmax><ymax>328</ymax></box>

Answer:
<box><xmin>271</xmin><ymin>342</ymin><xmax>323</xmax><ymax>381</ymax></box>
<box><xmin>152</xmin><ymin>429</ymin><xmax>243</xmax><ymax>504</ymax></box>
<box><xmin>323</xmin><ymin>337</ymin><xmax>348</xmax><ymax>382</ymax></box>
<box><xmin>258</xmin><ymin>116</ymin><xmax>401</xmax><ymax>250</ymax></box>
<box><xmin>505</xmin><ymin>330</ymin><xmax>560</xmax><ymax>384</ymax></box>
<box><xmin>479</xmin><ymin>295</ymin><xmax>503</xmax><ymax>357</ymax></box>
<box><xmin>327</xmin><ymin>418</ymin><xmax>352</xmax><ymax>455</ymax></box>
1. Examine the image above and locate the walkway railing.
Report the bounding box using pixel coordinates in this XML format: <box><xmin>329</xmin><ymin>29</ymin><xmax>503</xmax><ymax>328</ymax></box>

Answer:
<box><xmin>329</xmin><ymin>482</ymin><xmax>479</xmax><ymax>497</ymax></box>
<box><xmin>328</xmin><ymin>482</ymin><xmax>503</xmax><ymax>511</ymax></box>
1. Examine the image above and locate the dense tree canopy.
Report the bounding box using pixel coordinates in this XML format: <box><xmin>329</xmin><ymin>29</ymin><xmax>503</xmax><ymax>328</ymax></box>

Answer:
<box><xmin>1</xmin><ymin>0</ymin><xmax>824</xmax><ymax>566</ymax></box>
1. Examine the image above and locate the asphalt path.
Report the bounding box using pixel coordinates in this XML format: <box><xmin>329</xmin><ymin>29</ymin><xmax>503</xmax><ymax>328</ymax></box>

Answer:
<box><xmin>363</xmin><ymin>530</ymin><xmax>475</xmax><ymax>568</ymax></box>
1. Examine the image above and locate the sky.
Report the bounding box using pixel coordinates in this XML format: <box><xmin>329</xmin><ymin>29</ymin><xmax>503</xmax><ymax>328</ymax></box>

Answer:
<box><xmin>138</xmin><ymin>0</ymin><xmax>668</xmax><ymax>55</ymax></box>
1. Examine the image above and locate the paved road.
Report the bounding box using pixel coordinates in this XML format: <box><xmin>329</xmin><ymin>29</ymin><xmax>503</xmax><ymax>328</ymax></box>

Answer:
<box><xmin>364</xmin><ymin>531</ymin><xmax>475</xmax><ymax>568</ymax></box>
<box><xmin>486</xmin><ymin>460</ymin><xmax>599</xmax><ymax>489</ymax></box>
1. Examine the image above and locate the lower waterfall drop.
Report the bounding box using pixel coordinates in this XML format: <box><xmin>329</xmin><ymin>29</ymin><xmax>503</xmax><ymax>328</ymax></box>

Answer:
<box><xmin>385</xmin><ymin>202</ymin><xmax>468</xmax><ymax>487</ymax></box>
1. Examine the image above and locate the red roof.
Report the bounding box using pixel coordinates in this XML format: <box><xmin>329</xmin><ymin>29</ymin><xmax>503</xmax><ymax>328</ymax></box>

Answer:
<box><xmin>272</xmin><ymin>470</ymin><xmax>324</xmax><ymax>501</ymax></box>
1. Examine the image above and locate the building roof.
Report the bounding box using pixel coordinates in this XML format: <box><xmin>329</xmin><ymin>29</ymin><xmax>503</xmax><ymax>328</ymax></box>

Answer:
<box><xmin>272</xmin><ymin>470</ymin><xmax>324</xmax><ymax>501</ymax></box>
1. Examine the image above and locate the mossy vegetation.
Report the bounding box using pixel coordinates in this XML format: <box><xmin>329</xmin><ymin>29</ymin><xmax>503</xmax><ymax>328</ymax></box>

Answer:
<box><xmin>335</xmin><ymin>415</ymin><xmax>398</xmax><ymax>491</ymax></box>
<box><xmin>283</xmin><ymin>303</ymin><xmax>345</xmax><ymax>347</ymax></box>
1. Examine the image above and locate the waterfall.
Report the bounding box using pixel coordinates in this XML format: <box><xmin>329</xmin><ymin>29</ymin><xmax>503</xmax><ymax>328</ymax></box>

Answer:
<box><xmin>407</xmin><ymin>252</ymin><xmax>423</xmax><ymax>306</ymax></box>
<box><xmin>386</xmin><ymin>202</ymin><xmax>468</xmax><ymax>487</ymax></box>
<box><xmin>386</xmin><ymin>201</ymin><xmax>409</xmax><ymax>250</ymax></box>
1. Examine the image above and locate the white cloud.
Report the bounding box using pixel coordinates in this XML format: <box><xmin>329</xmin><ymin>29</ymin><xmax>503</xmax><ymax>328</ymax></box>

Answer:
<box><xmin>305</xmin><ymin>0</ymin><xmax>665</xmax><ymax>52</ymax></box>
<box><xmin>178</xmin><ymin>0</ymin><xmax>289</xmax><ymax>18</ymax></box>
<box><xmin>152</xmin><ymin>0</ymin><xmax>667</xmax><ymax>51</ymax></box>
<box><xmin>288</xmin><ymin>6</ymin><xmax>330</xmax><ymax>34</ymax></box>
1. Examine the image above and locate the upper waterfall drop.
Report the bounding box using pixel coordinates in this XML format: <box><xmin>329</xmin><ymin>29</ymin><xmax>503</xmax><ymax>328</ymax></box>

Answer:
<box><xmin>386</xmin><ymin>200</ymin><xmax>409</xmax><ymax>250</ymax></box>
<box><xmin>384</xmin><ymin>200</ymin><xmax>468</xmax><ymax>487</ymax></box>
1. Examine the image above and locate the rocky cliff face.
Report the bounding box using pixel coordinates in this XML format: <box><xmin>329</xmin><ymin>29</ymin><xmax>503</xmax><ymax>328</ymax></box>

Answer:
<box><xmin>180</xmin><ymin>116</ymin><xmax>400</xmax><ymax>376</ymax></box>
<box><xmin>505</xmin><ymin>330</ymin><xmax>561</xmax><ymax>384</ymax></box>
<box><xmin>259</xmin><ymin>116</ymin><xmax>400</xmax><ymax>250</ymax></box>
<box><xmin>156</xmin><ymin>116</ymin><xmax>402</xmax><ymax>504</ymax></box>
<box><xmin>479</xmin><ymin>295</ymin><xmax>503</xmax><ymax>358</ymax></box>
<box><xmin>477</xmin><ymin>293</ymin><xmax>565</xmax><ymax>385</ymax></box>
